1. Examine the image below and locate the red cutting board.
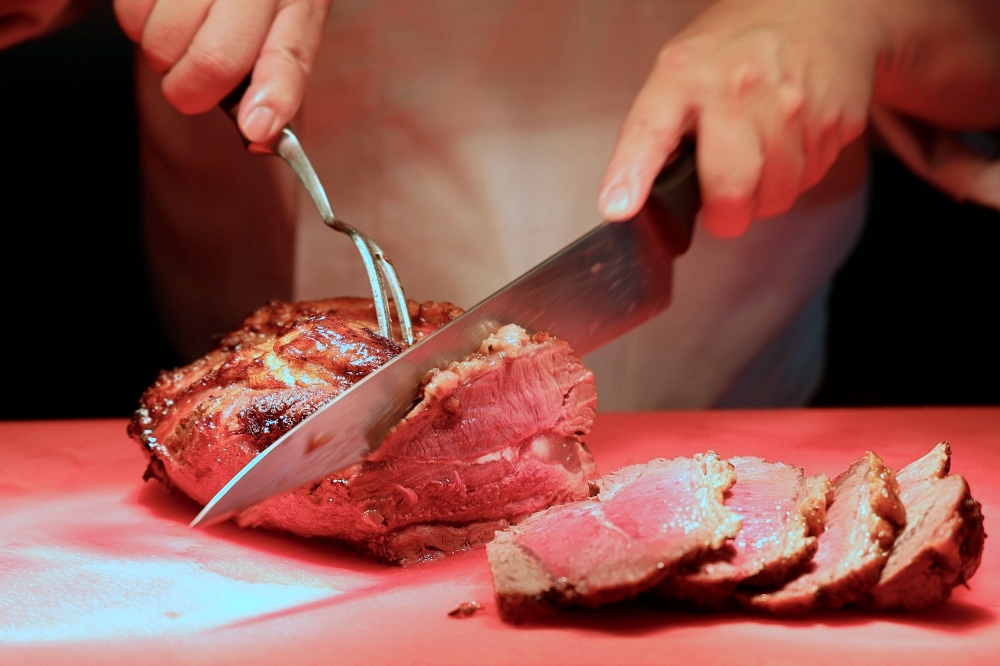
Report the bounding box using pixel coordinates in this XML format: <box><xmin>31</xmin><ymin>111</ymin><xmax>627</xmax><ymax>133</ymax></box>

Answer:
<box><xmin>0</xmin><ymin>408</ymin><xmax>997</xmax><ymax>665</ymax></box>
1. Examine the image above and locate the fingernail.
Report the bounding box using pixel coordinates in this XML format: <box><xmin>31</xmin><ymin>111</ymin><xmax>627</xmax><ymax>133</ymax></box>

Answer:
<box><xmin>601</xmin><ymin>184</ymin><xmax>632</xmax><ymax>220</ymax></box>
<box><xmin>243</xmin><ymin>105</ymin><xmax>276</xmax><ymax>141</ymax></box>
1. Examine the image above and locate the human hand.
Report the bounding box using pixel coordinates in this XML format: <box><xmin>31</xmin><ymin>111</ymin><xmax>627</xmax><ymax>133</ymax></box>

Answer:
<box><xmin>114</xmin><ymin>0</ymin><xmax>333</xmax><ymax>143</ymax></box>
<box><xmin>599</xmin><ymin>0</ymin><xmax>882</xmax><ymax>238</ymax></box>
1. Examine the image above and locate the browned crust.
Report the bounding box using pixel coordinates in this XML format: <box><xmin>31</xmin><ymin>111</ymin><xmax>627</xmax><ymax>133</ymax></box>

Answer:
<box><xmin>215</xmin><ymin>297</ymin><xmax>462</xmax><ymax>351</ymax></box>
<box><xmin>129</xmin><ymin>312</ymin><xmax>406</xmax><ymax>463</ymax></box>
<box><xmin>960</xmin><ymin>497</ymin><xmax>987</xmax><ymax>583</ymax></box>
<box><xmin>141</xmin><ymin>454</ymin><xmax>176</xmax><ymax>493</ymax></box>
<box><xmin>129</xmin><ymin>298</ymin><xmax>463</xmax><ymax>488</ymax></box>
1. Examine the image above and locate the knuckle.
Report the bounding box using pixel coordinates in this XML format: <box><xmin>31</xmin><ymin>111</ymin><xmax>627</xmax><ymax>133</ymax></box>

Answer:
<box><xmin>267</xmin><ymin>43</ymin><xmax>312</xmax><ymax>78</ymax></box>
<box><xmin>721</xmin><ymin>183</ymin><xmax>758</xmax><ymax>204</ymax></box>
<box><xmin>653</xmin><ymin>40</ymin><xmax>705</xmax><ymax>87</ymax></box>
<box><xmin>811</xmin><ymin>107</ymin><xmax>865</xmax><ymax>148</ymax></box>
<box><xmin>186</xmin><ymin>42</ymin><xmax>242</xmax><ymax>85</ymax></box>
<box><xmin>160</xmin><ymin>78</ymin><xmax>203</xmax><ymax>114</ymax></box>
<box><xmin>777</xmin><ymin>83</ymin><xmax>805</xmax><ymax>124</ymax></box>
<box><xmin>730</xmin><ymin>63</ymin><xmax>764</xmax><ymax>98</ymax></box>
<box><xmin>813</xmin><ymin>109</ymin><xmax>843</xmax><ymax>139</ymax></box>
<box><xmin>726</xmin><ymin>33</ymin><xmax>784</xmax><ymax>100</ymax></box>
<box><xmin>257</xmin><ymin>49</ymin><xmax>311</xmax><ymax>114</ymax></box>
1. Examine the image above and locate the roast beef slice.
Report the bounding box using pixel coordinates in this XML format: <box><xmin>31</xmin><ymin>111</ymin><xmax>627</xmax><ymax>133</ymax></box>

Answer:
<box><xmin>866</xmin><ymin>442</ymin><xmax>986</xmax><ymax>610</ymax></box>
<box><xmin>487</xmin><ymin>453</ymin><xmax>740</xmax><ymax>622</ymax></box>
<box><xmin>658</xmin><ymin>457</ymin><xmax>831</xmax><ymax>609</ymax></box>
<box><xmin>744</xmin><ymin>451</ymin><xmax>906</xmax><ymax>614</ymax></box>
<box><xmin>237</xmin><ymin>324</ymin><xmax>599</xmax><ymax>564</ymax></box>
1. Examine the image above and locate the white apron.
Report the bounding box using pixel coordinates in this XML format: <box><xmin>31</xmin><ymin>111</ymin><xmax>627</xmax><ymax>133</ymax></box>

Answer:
<box><xmin>137</xmin><ymin>0</ymin><xmax>869</xmax><ymax>410</ymax></box>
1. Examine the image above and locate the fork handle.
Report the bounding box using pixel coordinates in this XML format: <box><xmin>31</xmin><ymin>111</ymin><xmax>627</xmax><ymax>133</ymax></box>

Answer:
<box><xmin>218</xmin><ymin>74</ymin><xmax>281</xmax><ymax>155</ymax></box>
<box><xmin>219</xmin><ymin>75</ymin><xmax>250</xmax><ymax>123</ymax></box>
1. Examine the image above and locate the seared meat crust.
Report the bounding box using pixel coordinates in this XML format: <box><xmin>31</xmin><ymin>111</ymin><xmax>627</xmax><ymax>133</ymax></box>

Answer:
<box><xmin>129</xmin><ymin>298</ymin><xmax>453</xmax><ymax>505</ymax></box>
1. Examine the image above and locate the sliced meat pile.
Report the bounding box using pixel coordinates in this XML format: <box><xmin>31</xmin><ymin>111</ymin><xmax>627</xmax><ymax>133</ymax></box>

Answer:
<box><xmin>744</xmin><ymin>451</ymin><xmax>906</xmax><ymax>614</ymax></box>
<box><xmin>865</xmin><ymin>442</ymin><xmax>986</xmax><ymax>610</ymax></box>
<box><xmin>487</xmin><ymin>453</ymin><xmax>740</xmax><ymax>622</ymax></box>
<box><xmin>130</xmin><ymin>297</ymin><xmax>599</xmax><ymax>564</ymax></box>
<box><xmin>657</xmin><ymin>457</ymin><xmax>831</xmax><ymax>610</ymax></box>
<box><xmin>489</xmin><ymin>445</ymin><xmax>986</xmax><ymax>621</ymax></box>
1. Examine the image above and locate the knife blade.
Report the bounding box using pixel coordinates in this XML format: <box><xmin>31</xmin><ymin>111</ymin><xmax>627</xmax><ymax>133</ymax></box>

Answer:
<box><xmin>191</xmin><ymin>142</ymin><xmax>699</xmax><ymax>527</ymax></box>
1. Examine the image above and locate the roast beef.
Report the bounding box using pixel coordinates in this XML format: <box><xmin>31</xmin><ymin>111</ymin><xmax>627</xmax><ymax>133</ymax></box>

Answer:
<box><xmin>658</xmin><ymin>457</ymin><xmax>831</xmax><ymax>609</ymax></box>
<box><xmin>866</xmin><ymin>442</ymin><xmax>986</xmax><ymax>610</ymax></box>
<box><xmin>130</xmin><ymin>298</ymin><xmax>599</xmax><ymax>564</ymax></box>
<box><xmin>487</xmin><ymin>453</ymin><xmax>740</xmax><ymax>622</ymax></box>
<box><xmin>744</xmin><ymin>451</ymin><xmax>906</xmax><ymax>614</ymax></box>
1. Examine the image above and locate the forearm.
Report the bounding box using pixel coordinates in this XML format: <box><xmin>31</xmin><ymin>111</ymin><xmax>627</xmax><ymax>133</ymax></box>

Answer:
<box><xmin>871</xmin><ymin>0</ymin><xmax>1000</xmax><ymax>129</ymax></box>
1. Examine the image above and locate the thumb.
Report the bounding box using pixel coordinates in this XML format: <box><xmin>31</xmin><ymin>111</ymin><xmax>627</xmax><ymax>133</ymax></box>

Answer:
<box><xmin>599</xmin><ymin>82</ymin><xmax>692</xmax><ymax>221</ymax></box>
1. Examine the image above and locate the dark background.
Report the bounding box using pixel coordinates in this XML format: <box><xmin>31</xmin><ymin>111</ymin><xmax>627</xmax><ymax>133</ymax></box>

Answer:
<box><xmin>1</xmin><ymin>1</ymin><xmax>997</xmax><ymax>420</ymax></box>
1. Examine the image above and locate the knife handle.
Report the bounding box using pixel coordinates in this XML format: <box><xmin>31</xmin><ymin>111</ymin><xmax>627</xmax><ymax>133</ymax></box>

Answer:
<box><xmin>645</xmin><ymin>139</ymin><xmax>700</xmax><ymax>255</ymax></box>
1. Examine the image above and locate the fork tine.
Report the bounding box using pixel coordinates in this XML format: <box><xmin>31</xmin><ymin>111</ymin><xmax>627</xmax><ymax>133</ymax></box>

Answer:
<box><xmin>329</xmin><ymin>221</ymin><xmax>394</xmax><ymax>340</ymax></box>
<box><xmin>367</xmin><ymin>239</ymin><xmax>414</xmax><ymax>346</ymax></box>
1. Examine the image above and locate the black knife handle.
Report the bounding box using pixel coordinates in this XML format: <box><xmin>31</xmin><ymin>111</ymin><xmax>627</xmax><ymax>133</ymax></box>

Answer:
<box><xmin>646</xmin><ymin>139</ymin><xmax>699</xmax><ymax>255</ymax></box>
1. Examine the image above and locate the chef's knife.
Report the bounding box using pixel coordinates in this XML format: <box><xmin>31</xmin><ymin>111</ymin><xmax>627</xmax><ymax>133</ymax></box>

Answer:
<box><xmin>192</xmin><ymin>142</ymin><xmax>699</xmax><ymax>527</ymax></box>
